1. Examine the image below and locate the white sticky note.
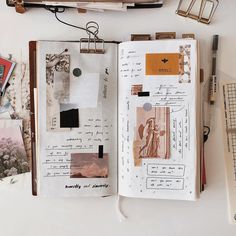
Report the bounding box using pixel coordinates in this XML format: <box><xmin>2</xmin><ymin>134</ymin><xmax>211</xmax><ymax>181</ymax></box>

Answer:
<box><xmin>70</xmin><ymin>73</ymin><xmax>99</xmax><ymax>108</ymax></box>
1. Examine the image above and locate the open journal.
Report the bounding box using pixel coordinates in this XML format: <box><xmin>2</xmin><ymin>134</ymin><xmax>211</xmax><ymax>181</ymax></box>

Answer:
<box><xmin>29</xmin><ymin>38</ymin><xmax>200</xmax><ymax>200</ymax></box>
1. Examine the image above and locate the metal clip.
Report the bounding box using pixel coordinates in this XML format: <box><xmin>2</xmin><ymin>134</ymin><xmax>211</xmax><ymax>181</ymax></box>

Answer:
<box><xmin>176</xmin><ymin>0</ymin><xmax>195</xmax><ymax>17</ymax></box>
<box><xmin>198</xmin><ymin>0</ymin><xmax>219</xmax><ymax>24</ymax></box>
<box><xmin>176</xmin><ymin>0</ymin><xmax>219</xmax><ymax>24</ymax></box>
<box><xmin>13</xmin><ymin>0</ymin><xmax>26</xmax><ymax>14</ymax></box>
<box><xmin>80</xmin><ymin>21</ymin><xmax>105</xmax><ymax>54</ymax></box>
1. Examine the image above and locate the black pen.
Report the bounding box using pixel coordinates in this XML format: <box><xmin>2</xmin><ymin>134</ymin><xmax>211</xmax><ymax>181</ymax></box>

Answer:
<box><xmin>0</xmin><ymin>65</ymin><xmax>4</xmax><ymax>105</ymax></box>
<box><xmin>209</xmin><ymin>35</ymin><xmax>219</xmax><ymax>105</ymax></box>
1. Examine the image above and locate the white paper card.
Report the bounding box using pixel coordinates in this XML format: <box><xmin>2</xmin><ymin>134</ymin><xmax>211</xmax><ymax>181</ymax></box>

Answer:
<box><xmin>70</xmin><ymin>73</ymin><xmax>99</xmax><ymax>108</ymax></box>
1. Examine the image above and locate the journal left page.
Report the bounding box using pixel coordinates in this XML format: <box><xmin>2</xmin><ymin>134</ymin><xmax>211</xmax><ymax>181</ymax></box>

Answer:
<box><xmin>35</xmin><ymin>41</ymin><xmax>118</xmax><ymax>197</ymax></box>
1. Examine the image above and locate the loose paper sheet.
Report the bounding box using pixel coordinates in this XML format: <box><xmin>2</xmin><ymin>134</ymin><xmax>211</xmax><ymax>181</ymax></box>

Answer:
<box><xmin>36</xmin><ymin>41</ymin><xmax>118</xmax><ymax>197</ymax></box>
<box><xmin>118</xmin><ymin>40</ymin><xmax>199</xmax><ymax>200</ymax></box>
<box><xmin>219</xmin><ymin>77</ymin><xmax>236</xmax><ymax>223</ymax></box>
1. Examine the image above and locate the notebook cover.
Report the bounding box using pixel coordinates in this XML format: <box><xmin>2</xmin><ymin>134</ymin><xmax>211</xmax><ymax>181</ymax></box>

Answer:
<box><xmin>0</xmin><ymin>57</ymin><xmax>16</xmax><ymax>91</ymax></box>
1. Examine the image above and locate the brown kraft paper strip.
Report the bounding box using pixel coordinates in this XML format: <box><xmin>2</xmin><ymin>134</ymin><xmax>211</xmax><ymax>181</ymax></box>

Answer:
<box><xmin>146</xmin><ymin>53</ymin><xmax>182</xmax><ymax>76</ymax></box>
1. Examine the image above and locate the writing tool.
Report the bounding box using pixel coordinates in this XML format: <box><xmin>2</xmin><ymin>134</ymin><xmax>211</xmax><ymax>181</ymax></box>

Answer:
<box><xmin>209</xmin><ymin>35</ymin><xmax>219</xmax><ymax>105</ymax></box>
<box><xmin>0</xmin><ymin>65</ymin><xmax>4</xmax><ymax>91</ymax></box>
<box><xmin>0</xmin><ymin>65</ymin><xmax>4</xmax><ymax>104</ymax></box>
<box><xmin>0</xmin><ymin>65</ymin><xmax>4</xmax><ymax>77</ymax></box>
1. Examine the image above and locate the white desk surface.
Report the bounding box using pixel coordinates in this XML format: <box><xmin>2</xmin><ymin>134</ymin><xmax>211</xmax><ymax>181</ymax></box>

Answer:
<box><xmin>1</xmin><ymin>0</ymin><xmax>236</xmax><ymax>235</ymax></box>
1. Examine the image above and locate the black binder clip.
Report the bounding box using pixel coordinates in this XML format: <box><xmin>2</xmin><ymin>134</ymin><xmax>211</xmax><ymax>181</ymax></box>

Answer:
<box><xmin>80</xmin><ymin>21</ymin><xmax>105</xmax><ymax>54</ymax></box>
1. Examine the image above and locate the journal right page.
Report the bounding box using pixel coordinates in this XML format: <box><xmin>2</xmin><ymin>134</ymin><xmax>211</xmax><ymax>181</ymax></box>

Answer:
<box><xmin>118</xmin><ymin>39</ymin><xmax>200</xmax><ymax>200</ymax></box>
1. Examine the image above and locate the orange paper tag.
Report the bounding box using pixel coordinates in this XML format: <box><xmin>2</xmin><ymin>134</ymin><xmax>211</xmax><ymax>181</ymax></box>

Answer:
<box><xmin>146</xmin><ymin>53</ymin><xmax>180</xmax><ymax>76</ymax></box>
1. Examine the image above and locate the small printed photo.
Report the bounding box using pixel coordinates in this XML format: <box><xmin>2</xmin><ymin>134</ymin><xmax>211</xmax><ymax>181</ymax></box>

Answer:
<box><xmin>179</xmin><ymin>44</ymin><xmax>191</xmax><ymax>83</ymax></box>
<box><xmin>131</xmin><ymin>84</ymin><xmax>143</xmax><ymax>95</ymax></box>
<box><xmin>46</xmin><ymin>53</ymin><xmax>70</xmax><ymax>131</ymax></box>
<box><xmin>70</xmin><ymin>153</ymin><xmax>108</xmax><ymax>178</ymax></box>
<box><xmin>46</xmin><ymin>54</ymin><xmax>70</xmax><ymax>85</ymax></box>
<box><xmin>0</xmin><ymin>127</ymin><xmax>29</xmax><ymax>179</ymax></box>
<box><xmin>133</xmin><ymin>107</ymin><xmax>170</xmax><ymax>166</ymax></box>
<box><xmin>60</xmin><ymin>103</ymin><xmax>79</xmax><ymax>113</ymax></box>
<box><xmin>53</xmin><ymin>71</ymin><xmax>70</xmax><ymax>103</ymax></box>
<box><xmin>59</xmin><ymin>103</ymin><xmax>79</xmax><ymax>128</ymax></box>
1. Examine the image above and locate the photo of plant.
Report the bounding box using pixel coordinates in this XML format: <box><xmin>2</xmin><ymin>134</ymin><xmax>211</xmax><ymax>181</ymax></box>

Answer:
<box><xmin>0</xmin><ymin>127</ymin><xmax>29</xmax><ymax>179</ymax></box>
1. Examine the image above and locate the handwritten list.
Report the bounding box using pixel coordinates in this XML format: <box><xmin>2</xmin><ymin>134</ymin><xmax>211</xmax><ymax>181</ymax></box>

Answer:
<box><xmin>42</xmin><ymin>118</ymin><xmax>111</xmax><ymax>178</ymax></box>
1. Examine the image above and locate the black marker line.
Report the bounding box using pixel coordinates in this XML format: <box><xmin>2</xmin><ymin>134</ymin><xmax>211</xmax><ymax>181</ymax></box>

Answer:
<box><xmin>99</xmin><ymin>145</ymin><xmax>103</xmax><ymax>159</ymax></box>
<box><xmin>138</xmin><ymin>91</ymin><xmax>150</xmax><ymax>97</ymax></box>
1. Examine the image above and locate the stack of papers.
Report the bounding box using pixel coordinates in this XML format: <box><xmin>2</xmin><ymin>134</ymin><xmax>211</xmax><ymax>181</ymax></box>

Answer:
<box><xmin>42</xmin><ymin>0</ymin><xmax>163</xmax><ymax>12</ymax></box>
